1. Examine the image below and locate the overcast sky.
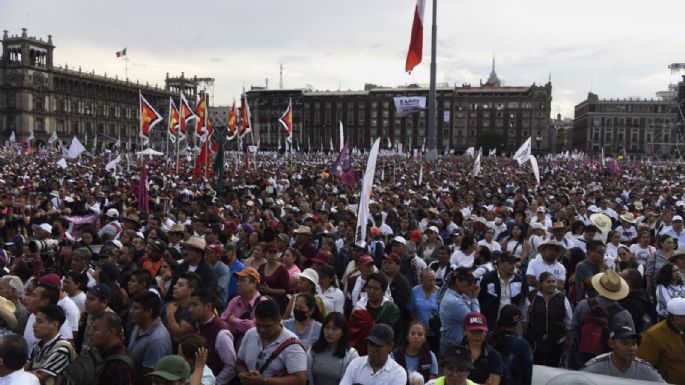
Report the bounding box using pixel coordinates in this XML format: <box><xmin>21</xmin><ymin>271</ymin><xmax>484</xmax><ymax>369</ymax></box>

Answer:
<box><xmin>3</xmin><ymin>0</ymin><xmax>684</xmax><ymax>117</ymax></box>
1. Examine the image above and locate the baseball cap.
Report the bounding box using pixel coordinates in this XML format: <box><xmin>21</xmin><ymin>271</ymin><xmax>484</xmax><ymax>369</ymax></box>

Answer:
<box><xmin>463</xmin><ymin>311</ymin><xmax>488</xmax><ymax>332</ymax></box>
<box><xmin>89</xmin><ymin>284</ymin><xmax>112</xmax><ymax>301</ymax></box>
<box><xmin>38</xmin><ymin>273</ymin><xmax>61</xmax><ymax>289</ymax></box>
<box><xmin>358</xmin><ymin>255</ymin><xmax>375</xmax><ymax>266</ymax></box>
<box><xmin>205</xmin><ymin>243</ymin><xmax>223</xmax><ymax>254</ymax></box>
<box><xmin>674</xmin><ymin>215</ymin><xmax>684</xmax><ymax>222</ymax></box>
<box><xmin>667</xmin><ymin>297</ymin><xmax>685</xmax><ymax>316</ymax></box>
<box><xmin>391</xmin><ymin>236</ymin><xmax>407</xmax><ymax>245</ymax></box>
<box><xmin>610</xmin><ymin>326</ymin><xmax>640</xmax><ymax>340</ymax></box>
<box><xmin>147</xmin><ymin>355</ymin><xmax>190</xmax><ymax>381</ymax></box>
<box><xmin>441</xmin><ymin>345</ymin><xmax>475</xmax><ymax>370</ymax></box>
<box><xmin>234</xmin><ymin>267</ymin><xmax>260</xmax><ymax>283</ymax></box>
<box><xmin>106</xmin><ymin>208</ymin><xmax>119</xmax><ymax>218</ymax></box>
<box><xmin>383</xmin><ymin>253</ymin><xmax>401</xmax><ymax>264</ymax></box>
<box><xmin>366</xmin><ymin>323</ymin><xmax>394</xmax><ymax>346</ymax></box>
<box><xmin>34</xmin><ymin>223</ymin><xmax>52</xmax><ymax>233</ymax></box>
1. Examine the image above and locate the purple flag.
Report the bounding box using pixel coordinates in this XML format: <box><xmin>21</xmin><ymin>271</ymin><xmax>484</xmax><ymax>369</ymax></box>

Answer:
<box><xmin>138</xmin><ymin>162</ymin><xmax>150</xmax><ymax>214</ymax></box>
<box><xmin>331</xmin><ymin>142</ymin><xmax>356</xmax><ymax>187</ymax></box>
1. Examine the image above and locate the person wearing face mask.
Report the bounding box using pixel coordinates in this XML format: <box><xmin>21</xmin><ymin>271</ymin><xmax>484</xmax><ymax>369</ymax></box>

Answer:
<box><xmin>283</xmin><ymin>293</ymin><xmax>322</xmax><ymax>351</ymax></box>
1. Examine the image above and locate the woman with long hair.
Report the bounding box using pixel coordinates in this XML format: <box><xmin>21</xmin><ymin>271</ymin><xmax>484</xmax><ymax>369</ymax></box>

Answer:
<box><xmin>257</xmin><ymin>244</ymin><xmax>290</xmax><ymax>311</ymax></box>
<box><xmin>500</xmin><ymin>223</ymin><xmax>530</xmax><ymax>263</ymax></box>
<box><xmin>417</xmin><ymin>226</ymin><xmax>443</xmax><ymax>262</ymax></box>
<box><xmin>646</xmin><ymin>234</ymin><xmax>676</xmax><ymax>295</ymax></box>
<box><xmin>525</xmin><ymin>272</ymin><xmax>572</xmax><ymax>367</ymax></box>
<box><xmin>655</xmin><ymin>263</ymin><xmax>685</xmax><ymax>320</ymax></box>
<box><xmin>318</xmin><ymin>265</ymin><xmax>344</xmax><ymax>314</ymax></box>
<box><xmin>283</xmin><ymin>292</ymin><xmax>322</xmax><ymax>351</ymax></box>
<box><xmin>391</xmin><ymin>321</ymin><xmax>438</xmax><ymax>384</ymax></box>
<box><xmin>306</xmin><ymin>312</ymin><xmax>358</xmax><ymax>385</ymax></box>
<box><xmin>451</xmin><ymin>235</ymin><xmax>477</xmax><ymax>268</ymax></box>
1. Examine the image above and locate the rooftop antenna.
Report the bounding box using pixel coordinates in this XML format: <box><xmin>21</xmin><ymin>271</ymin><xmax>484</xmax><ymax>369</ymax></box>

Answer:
<box><xmin>279</xmin><ymin>64</ymin><xmax>283</xmax><ymax>89</ymax></box>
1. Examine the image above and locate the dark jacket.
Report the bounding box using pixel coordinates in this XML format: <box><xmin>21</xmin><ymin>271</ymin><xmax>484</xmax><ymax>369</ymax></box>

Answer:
<box><xmin>166</xmin><ymin>258</ymin><xmax>218</xmax><ymax>301</ymax></box>
<box><xmin>479</xmin><ymin>269</ymin><xmax>528</xmax><ymax>330</ymax></box>
<box><xmin>619</xmin><ymin>288</ymin><xmax>650</xmax><ymax>332</ymax></box>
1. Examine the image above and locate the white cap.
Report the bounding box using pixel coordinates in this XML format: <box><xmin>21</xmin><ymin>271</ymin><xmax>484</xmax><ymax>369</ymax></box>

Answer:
<box><xmin>674</xmin><ymin>215</ymin><xmax>684</xmax><ymax>222</ymax></box>
<box><xmin>667</xmin><ymin>297</ymin><xmax>685</xmax><ymax>316</ymax></box>
<box><xmin>392</xmin><ymin>236</ymin><xmax>407</xmax><ymax>245</ymax></box>
<box><xmin>109</xmin><ymin>240</ymin><xmax>123</xmax><ymax>249</ymax></box>
<box><xmin>37</xmin><ymin>223</ymin><xmax>52</xmax><ymax>233</ymax></box>
<box><xmin>106</xmin><ymin>208</ymin><xmax>119</xmax><ymax>218</ymax></box>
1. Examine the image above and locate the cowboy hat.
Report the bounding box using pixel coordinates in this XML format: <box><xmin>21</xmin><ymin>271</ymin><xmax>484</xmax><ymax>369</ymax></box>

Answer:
<box><xmin>294</xmin><ymin>268</ymin><xmax>320</xmax><ymax>291</ymax></box>
<box><xmin>619</xmin><ymin>212</ymin><xmax>637</xmax><ymax>224</ymax></box>
<box><xmin>537</xmin><ymin>239</ymin><xmax>563</xmax><ymax>253</ymax></box>
<box><xmin>590</xmin><ymin>213</ymin><xmax>612</xmax><ymax>237</ymax></box>
<box><xmin>293</xmin><ymin>225</ymin><xmax>312</xmax><ymax>235</ymax></box>
<box><xmin>551</xmin><ymin>221</ymin><xmax>566</xmax><ymax>231</ymax></box>
<box><xmin>182</xmin><ymin>236</ymin><xmax>206</xmax><ymax>251</ymax></box>
<box><xmin>0</xmin><ymin>296</ymin><xmax>17</xmax><ymax>330</ymax></box>
<box><xmin>591</xmin><ymin>269</ymin><xmax>629</xmax><ymax>301</ymax></box>
<box><xmin>167</xmin><ymin>223</ymin><xmax>185</xmax><ymax>234</ymax></box>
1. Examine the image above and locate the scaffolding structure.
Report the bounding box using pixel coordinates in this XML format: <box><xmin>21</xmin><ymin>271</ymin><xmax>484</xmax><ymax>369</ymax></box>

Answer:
<box><xmin>644</xmin><ymin>64</ymin><xmax>685</xmax><ymax>160</ymax></box>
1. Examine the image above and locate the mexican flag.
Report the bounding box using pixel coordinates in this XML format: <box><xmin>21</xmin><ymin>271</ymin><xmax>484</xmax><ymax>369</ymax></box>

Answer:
<box><xmin>115</xmin><ymin>48</ymin><xmax>127</xmax><ymax>57</ymax></box>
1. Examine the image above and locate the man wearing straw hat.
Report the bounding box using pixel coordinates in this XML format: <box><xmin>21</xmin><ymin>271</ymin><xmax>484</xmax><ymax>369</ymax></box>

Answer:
<box><xmin>570</xmin><ymin>269</ymin><xmax>634</xmax><ymax>369</ymax></box>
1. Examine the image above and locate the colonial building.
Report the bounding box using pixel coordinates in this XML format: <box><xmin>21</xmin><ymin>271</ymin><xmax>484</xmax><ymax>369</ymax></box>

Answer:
<box><xmin>246</xmin><ymin>62</ymin><xmax>553</xmax><ymax>152</ymax></box>
<box><xmin>573</xmin><ymin>91</ymin><xmax>679</xmax><ymax>157</ymax></box>
<box><xmin>0</xmin><ymin>29</ymin><xmax>197</xmax><ymax>148</ymax></box>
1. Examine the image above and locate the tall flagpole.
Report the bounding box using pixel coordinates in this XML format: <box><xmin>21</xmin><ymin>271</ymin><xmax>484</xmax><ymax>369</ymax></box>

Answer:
<box><xmin>176</xmin><ymin>92</ymin><xmax>181</xmax><ymax>175</ymax></box>
<box><xmin>424</xmin><ymin>0</ymin><xmax>438</xmax><ymax>162</ymax></box>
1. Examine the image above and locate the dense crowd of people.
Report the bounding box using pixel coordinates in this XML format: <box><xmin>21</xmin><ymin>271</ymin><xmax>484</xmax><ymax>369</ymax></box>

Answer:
<box><xmin>0</xmin><ymin>148</ymin><xmax>684</xmax><ymax>385</ymax></box>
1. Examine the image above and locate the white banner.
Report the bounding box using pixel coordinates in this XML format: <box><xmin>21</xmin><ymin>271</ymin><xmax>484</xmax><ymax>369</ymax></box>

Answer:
<box><xmin>356</xmin><ymin>138</ymin><xmax>381</xmax><ymax>243</ymax></box>
<box><xmin>394</xmin><ymin>96</ymin><xmax>426</xmax><ymax>117</ymax></box>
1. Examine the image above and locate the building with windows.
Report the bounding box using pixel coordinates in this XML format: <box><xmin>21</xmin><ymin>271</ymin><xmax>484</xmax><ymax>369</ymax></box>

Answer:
<box><xmin>572</xmin><ymin>91</ymin><xmax>680</xmax><ymax>157</ymax></box>
<box><xmin>246</xmin><ymin>62</ymin><xmax>553</xmax><ymax>152</ymax></box>
<box><xmin>0</xmin><ymin>29</ymin><xmax>197</xmax><ymax>148</ymax></box>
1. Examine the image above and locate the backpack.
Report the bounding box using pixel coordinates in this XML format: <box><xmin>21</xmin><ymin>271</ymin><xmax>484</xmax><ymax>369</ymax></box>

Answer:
<box><xmin>61</xmin><ymin>348</ymin><xmax>134</xmax><ymax>385</ymax></box>
<box><xmin>577</xmin><ymin>298</ymin><xmax>622</xmax><ymax>357</ymax></box>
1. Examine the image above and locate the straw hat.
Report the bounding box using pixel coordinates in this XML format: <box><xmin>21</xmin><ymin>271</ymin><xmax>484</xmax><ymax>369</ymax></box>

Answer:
<box><xmin>0</xmin><ymin>296</ymin><xmax>17</xmax><ymax>330</ymax></box>
<box><xmin>537</xmin><ymin>239</ymin><xmax>563</xmax><ymax>253</ymax></box>
<box><xmin>182</xmin><ymin>236</ymin><xmax>206</xmax><ymax>251</ymax></box>
<box><xmin>591</xmin><ymin>270</ymin><xmax>629</xmax><ymax>301</ymax></box>
<box><xmin>590</xmin><ymin>213</ymin><xmax>612</xmax><ymax>236</ymax></box>
<box><xmin>293</xmin><ymin>225</ymin><xmax>312</xmax><ymax>235</ymax></box>
<box><xmin>619</xmin><ymin>212</ymin><xmax>637</xmax><ymax>224</ymax></box>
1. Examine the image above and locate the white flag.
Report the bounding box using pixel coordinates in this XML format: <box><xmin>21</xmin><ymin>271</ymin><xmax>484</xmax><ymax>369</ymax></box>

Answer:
<box><xmin>9</xmin><ymin>131</ymin><xmax>15</xmax><ymax>142</ymax></box>
<box><xmin>56</xmin><ymin>158</ymin><xmax>68</xmax><ymax>169</ymax></box>
<box><xmin>339</xmin><ymin>121</ymin><xmax>344</xmax><ymax>151</ymax></box>
<box><xmin>356</xmin><ymin>138</ymin><xmax>381</xmax><ymax>243</ymax></box>
<box><xmin>48</xmin><ymin>131</ymin><xmax>58</xmax><ymax>144</ymax></box>
<box><xmin>601</xmin><ymin>147</ymin><xmax>606</xmax><ymax>167</ymax></box>
<box><xmin>418</xmin><ymin>162</ymin><xmax>424</xmax><ymax>185</ymax></box>
<box><xmin>465</xmin><ymin>147</ymin><xmax>475</xmax><ymax>157</ymax></box>
<box><xmin>67</xmin><ymin>136</ymin><xmax>87</xmax><ymax>159</ymax></box>
<box><xmin>528</xmin><ymin>154</ymin><xmax>540</xmax><ymax>185</ymax></box>
<box><xmin>105</xmin><ymin>155</ymin><xmax>121</xmax><ymax>172</ymax></box>
<box><xmin>489</xmin><ymin>148</ymin><xmax>496</xmax><ymax>157</ymax></box>
<box><xmin>512</xmin><ymin>137</ymin><xmax>532</xmax><ymax>165</ymax></box>
<box><xmin>28</xmin><ymin>129</ymin><xmax>34</xmax><ymax>142</ymax></box>
<box><xmin>473</xmin><ymin>149</ymin><xmax>482</xmax><ymax>176</ymax></box>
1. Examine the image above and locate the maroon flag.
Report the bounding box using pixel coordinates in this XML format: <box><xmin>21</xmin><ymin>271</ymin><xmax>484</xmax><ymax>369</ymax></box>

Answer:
<box><xmin>138</xmin><ymin>162</ymin><xmax>149</xmax><ymax>214</ymax></box>
<box><xmin>331</xmin><ymin>142</ymin><xmax>355</xmax><ymax>187</ymax></box>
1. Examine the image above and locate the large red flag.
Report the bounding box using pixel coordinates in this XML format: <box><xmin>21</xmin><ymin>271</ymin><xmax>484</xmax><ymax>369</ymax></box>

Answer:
<box><xmin>179</xmin><ymin>93</ymin><xmax>197</xmax><ymax>135</ymax></box>
<box><xmin>278</xmin><ymin>98</ymin><xmax>293</xmax><ymax>142</ymax></box>
<box><xmin>239</xmin><ymin>93</ymin><xmax>252</xmax><ymax>138</ymax></box>
<box><xmin>168</xmin><ymin>98</ymin><xmax>180</xmax><ymax>143</ymax></box>
<box><xmin>227</xmin><ymin>101</ymin><xmax>238</xmax><ymax>141</ymax></box>
<box><xmin>405</xmin><ymin>0</ymin><xmax>425</xmax><ymax>73</ymax></box>
<box><xmin>195</xmin><ymin>94</ymin><xmax>208</xmax><ymax>142</ymax></box>
<box><xmin>139</xmin><ymin>92</ymin><xmax>163</xmax><ymax>144</ymax></box>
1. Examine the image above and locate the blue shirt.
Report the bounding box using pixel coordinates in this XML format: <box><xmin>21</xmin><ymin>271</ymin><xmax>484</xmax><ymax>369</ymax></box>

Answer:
<box><xmin>665</xmin><ymin>228</ymin><xmax>685</xmax><ymax>249</ymax></box>
<box><xmin>407</xmin><ymin>285</ymin><xmax>439</xmax><ymax>335</ymax></box>
<box><xmin>228</xmin><ymin>259</ymin><xmax>245</xmax><ymax>300</ymax></box>
<box><xmin>439</xmin><ymin>288</ymin><xmax>480</xmax><ymax>354</ymax></box>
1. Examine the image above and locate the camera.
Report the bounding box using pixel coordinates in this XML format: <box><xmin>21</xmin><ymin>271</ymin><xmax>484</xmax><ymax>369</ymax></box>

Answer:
<box><xmin>28</xmin><ymin>239</ymin><xmax>61</xmax><ymax>253</ymax></box>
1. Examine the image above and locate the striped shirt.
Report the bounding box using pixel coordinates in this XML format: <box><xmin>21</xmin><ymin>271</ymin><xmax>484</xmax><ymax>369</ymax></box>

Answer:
<box><xmin>28</xmin><ymin>334</ymin><xmax>74</xmax><ymax>379</ymax></box>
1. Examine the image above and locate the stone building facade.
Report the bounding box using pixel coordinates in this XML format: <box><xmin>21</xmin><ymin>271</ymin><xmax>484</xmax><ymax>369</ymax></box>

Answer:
<box><xmin>246</xmin><ymin>65</ymin><xmax>553</xmax><ymax>152</ymax></box>
<box><xmin>0</xmin><ymin>29</ymin><xmax>196</xmax><ymax>148</ymax></box>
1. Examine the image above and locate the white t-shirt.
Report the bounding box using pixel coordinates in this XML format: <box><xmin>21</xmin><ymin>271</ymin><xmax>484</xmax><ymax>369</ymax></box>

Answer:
<box><xmin>69</xmin><ymin>292</ymin><xmax>86</xmax><ymax>313</ymax></box>
<box><xmin>58</xmin><ymin>295</ymin><xmax>81</xmax><ymax>333</ymax></box>
<box><xmin>629</xmin><ymin>244</ymin><xmax>655</xmax><ymax>266</ymax></box>
<box><xmin>526</xmin><ymin>258</ymin><xmax>566</xmax><ymax>283</ymax></box>
<box><xmin>477</xmin><ymin>239</ymin><xmax>502</xmax><ymax>252</ymax></box>
<box><xmin>450</xmin><ymin>250</ymin><xmax>475</xmax><ymax>268</ymax></box>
